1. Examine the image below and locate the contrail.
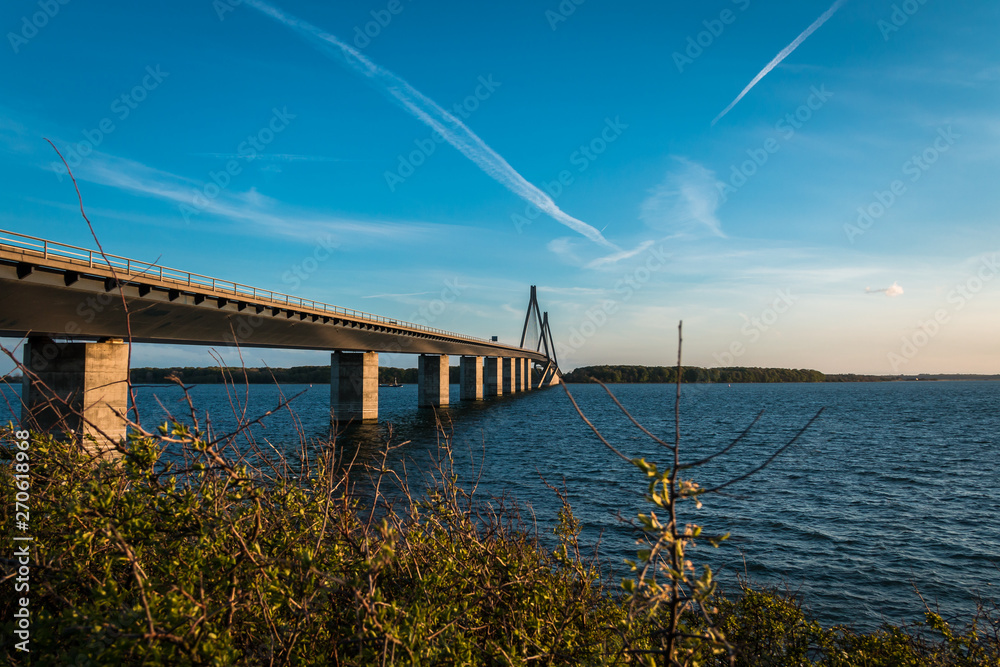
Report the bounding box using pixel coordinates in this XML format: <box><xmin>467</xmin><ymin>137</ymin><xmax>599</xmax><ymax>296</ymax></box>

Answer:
<box><xmin>244</xmin><ymin>0</ymin><xmax>618</xmax><ymax>250</ymax></box>
<box><xmin>712</xmin><ymin>0</ymin><xmax>846</xmax><ymax>126</ymax></box>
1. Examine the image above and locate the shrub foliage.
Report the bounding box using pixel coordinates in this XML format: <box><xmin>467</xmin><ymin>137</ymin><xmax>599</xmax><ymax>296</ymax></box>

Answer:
<box><xmin>1</xmin><ymin>397</ymin><xmax>997</xmax><ymax>665</ymax></box>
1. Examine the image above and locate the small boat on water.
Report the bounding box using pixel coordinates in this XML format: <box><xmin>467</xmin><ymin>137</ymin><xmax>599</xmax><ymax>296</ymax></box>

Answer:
<box><xmin>379</xmin><ymin>377</ymin><xmax>403</xmax><ymax>388</ymax></box>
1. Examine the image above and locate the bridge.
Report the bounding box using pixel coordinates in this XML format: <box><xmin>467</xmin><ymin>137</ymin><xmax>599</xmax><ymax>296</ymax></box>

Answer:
<box><xmin>0</xmin><ymin>229</ymin><xmax>561</xmax><ymax>443</ymax></box>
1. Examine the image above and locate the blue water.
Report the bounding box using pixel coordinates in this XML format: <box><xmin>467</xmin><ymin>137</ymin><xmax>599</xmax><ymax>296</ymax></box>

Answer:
<box><xmin>4</xmin><ymin>380</ymin><xmax>998</xmax><ymax>629</ymax></box>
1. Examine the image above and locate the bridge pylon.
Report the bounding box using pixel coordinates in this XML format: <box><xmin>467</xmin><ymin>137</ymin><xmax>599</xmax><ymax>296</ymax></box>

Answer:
<box><xmin>519</xmin><ymin>286</ymin><xmax>561</xmax><ymax>388</ymax></box>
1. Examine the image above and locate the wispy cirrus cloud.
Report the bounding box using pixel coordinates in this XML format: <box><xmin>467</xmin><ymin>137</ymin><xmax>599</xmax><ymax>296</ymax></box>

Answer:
<box><xmin>60</xmin><ymin>149</ymin><xmax>434</xmax><ymax>243</ymax></box>
<box><xmin>640</xmin><ymin>158</ymin><xmax>726</xmax><ymax>238</ymax></box>
<box><xmin>191</xmin><ymin>152</ymin><xmax>363</xmax><ymax>163</ymax></box>
<box><xmin>713</xmin><ymin>0</ymin><xmax>847</xmax><ymax>125</ymax></box>
<box><xmin>242</xmin><ymin>0</ymin><xmax>619</xmax><ymax>250</ymax></box>
<box><xmin>360</xmin><ymin>291</ymin><xmax>433</xmax><ymax>299</ymax></box>
<box><xmin>587</xmin><ymin>240</ymin><xmax>655</xmax><ymax>269</ymax></box>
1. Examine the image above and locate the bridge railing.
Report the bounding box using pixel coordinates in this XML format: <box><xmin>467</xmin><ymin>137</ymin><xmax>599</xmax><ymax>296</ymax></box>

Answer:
<box><xmin>0</xmin><ymin>229</ymin><xmax>497</xmax><ymax>345</ymax></box>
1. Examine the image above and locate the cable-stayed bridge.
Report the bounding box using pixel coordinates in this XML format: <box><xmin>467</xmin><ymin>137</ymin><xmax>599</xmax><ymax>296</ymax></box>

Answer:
<box><xmin>0</xmin><ymin>229</ymin><xmax>561</xmax><ymax>443</ymax></box>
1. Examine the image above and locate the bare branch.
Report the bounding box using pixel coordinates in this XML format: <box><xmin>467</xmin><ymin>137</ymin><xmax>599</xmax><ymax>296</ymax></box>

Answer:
<box><xmin>680</xmin><ymin>410</ymin><xmax>765</xmax><ymax>470</ymax></box>
<box><xmin>559</xmin><ymin>382</ymin><xmax>631</xmax><ymax>463</ymax></box>
<box><xmin>703</xmin><ymin>407</ymin><xmax>826</xmax><ymax>494</ymax></box>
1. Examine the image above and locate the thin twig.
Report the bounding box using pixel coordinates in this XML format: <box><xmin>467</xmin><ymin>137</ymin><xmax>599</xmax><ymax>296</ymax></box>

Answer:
<box><xmin>559</xmin><ymin>383</ymin><xmax>630</xmax><ymax>462</ymax></box>
<box><xmin>45</xmin><ymin>137</ymin><xmax>141</xmax><ymax>428</ymax></box>
<box><xmin>703</xmin><ymin>407</ymin><xmax>826</xmax><ymax>494</ymax></box>
<box><xmin>680</xmin><ymin>409</ymin><xmax>765</xmax><ymax>470</ymax></box>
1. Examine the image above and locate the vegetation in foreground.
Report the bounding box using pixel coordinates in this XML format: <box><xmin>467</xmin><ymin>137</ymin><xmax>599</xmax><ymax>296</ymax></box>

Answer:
<box><xmin>2</xmin><ymin>423</ymin><xmax>996</xmax><ymax>665</ymax></box>
<box><xmin>2</xmin><ymin>359</ymin><xmax>998</xmax><ymax>665</ymax></box>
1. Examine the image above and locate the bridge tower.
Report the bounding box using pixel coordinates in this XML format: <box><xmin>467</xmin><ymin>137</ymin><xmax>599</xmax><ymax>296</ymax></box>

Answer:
<box><xmin>519</xmin><ymin>286</ymin><xmax>561</xmax><ymax>388</ymax></box>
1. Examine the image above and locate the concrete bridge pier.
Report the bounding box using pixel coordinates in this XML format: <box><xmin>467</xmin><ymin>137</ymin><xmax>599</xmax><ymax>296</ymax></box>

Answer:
<box><xmin>484</xmin><ymin>357</ymin><xmax>502</xmax><ymax>397</ymax></box>
<box><xmin>516</xmin><ymin>358</ymin><xmax>529</xmax><ymax>392</ymax></box>
<box><xmin>20</xmin><ymin>336</ymin><xmax>129</xmax><ymax>446</ymax></box>
<box><xmin>418</xmin><ymin>354</ymin><xmax>449</xmax><ymax>408</ymax></box>
<box><xmin>331</xmin><ymin>351</ymin><xmax>378</xmax><ymax>424</ymax></box>
<box><xmin>460</xmin><ymin>356</ymin><xmax>483</xmax><ymax>401</ymax></box>
<box><xmin>502</xmin><ymin>357</ymin><xmax>517</xmax><ymax>394</ymax></box>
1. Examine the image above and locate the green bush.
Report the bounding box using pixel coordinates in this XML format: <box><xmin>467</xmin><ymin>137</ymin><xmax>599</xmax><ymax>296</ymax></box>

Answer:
<box><xmin>1</xmin><ymin>422</ymin><xmax>630</xmax><ymax>665</ymax></box>
<box><xmin>1</xmin><ymin>415</ymin><xmax>996</xmax><ymax>665</ymax></box>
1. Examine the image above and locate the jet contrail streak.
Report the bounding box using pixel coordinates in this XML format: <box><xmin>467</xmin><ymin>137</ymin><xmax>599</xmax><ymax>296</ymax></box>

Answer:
<box><xmin>712</xmin><ymin>0</ymin><xmax>846</xmax><ymax>126</ymax></box>
<box><xmin>244</xmin><ymin>0</ymin><xmax>618</xmax><ymax>249</ymax></box>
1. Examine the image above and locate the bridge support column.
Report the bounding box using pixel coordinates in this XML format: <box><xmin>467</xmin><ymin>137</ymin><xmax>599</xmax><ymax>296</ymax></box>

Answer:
<box><xmin>540</xmin><ymin>363</ymin><xmax>559</xmax><ymax>387</ymax></box>
<box><xmin>21</xmin><ymin>337</ymin><xmax>129</xmax><ymax>447</ymax></box>
<box><xmin>418</xmin><ymin>354</ymin><xmax>449</xmax><ymax>408</ymax></box>
<box><xmin>331</xmin><ymin>352</ymin><xmax>378</xmax><ymax>424</ymax></box>
<box><xmin>460</xmin><ymin>356</ymin><xmax>483</xmax><ymax>401</ymax></box>
<box><xmin>484</xmin><ymin>357</ymin><xmax>502</xmax><ymax>397</ymax></box>
<box><xmin>516</xmin><ymin>358</ymin><xmax>529</xmax><ymax>391</ymax></box>
<box><xmin>502</xmin><ymin>357</ymin><xmax>517</xmax><ymax>394</ymax></box>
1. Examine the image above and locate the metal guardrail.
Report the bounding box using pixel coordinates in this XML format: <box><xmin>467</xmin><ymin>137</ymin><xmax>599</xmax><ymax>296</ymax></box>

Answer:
<box><xmin>0</xmin><ymin>229</ymin><xmax>499</xmax><ymax>346</ymax></box>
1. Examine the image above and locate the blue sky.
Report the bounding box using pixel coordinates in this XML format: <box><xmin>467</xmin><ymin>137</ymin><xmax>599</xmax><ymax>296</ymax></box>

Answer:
<box><xmin>2</xmin><ymin>0</ymin><xmax>998</xmax><ymax>374</ymax></box>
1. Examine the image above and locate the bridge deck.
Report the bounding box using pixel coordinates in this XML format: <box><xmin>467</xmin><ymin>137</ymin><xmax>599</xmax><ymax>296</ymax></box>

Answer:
<box><xmin>0</xmin><ymin>230</ymin><xmax>548</xmax><ymax>361</ymax></box>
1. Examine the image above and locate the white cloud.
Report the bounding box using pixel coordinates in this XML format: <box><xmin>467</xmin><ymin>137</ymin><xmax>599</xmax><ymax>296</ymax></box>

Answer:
<box><xmin>865</xmin><ymin>282</ymin><xmax>904</xmax><ymax>297</ymax></box>
<box><xmin>244</xmin><ymin>0</ymin><xmax>618</xmax><ymax>249</ymax></box>
<box><xmin>63</xmin><ymin>149</ymin><xmax>434</xmax><ymax>243</ymax></box>
<box><xmin>360</xmin><ymin>291</ymin><xmax>433</xmax><ymax>299</ymax></box>
<box><xmin>640</xmin><ymin>158</ymin><xmax>726</xmax><ymax>238</ymax></box>
<box><xmin>587</xmin><ymin>240</ymin><xmax>655</xmax><ymax>269</ymax></box>
<box><xmin>713</xmin><ymin>0</ymin><xmax>847</xmax><ymax>125</ymax></box>
<box><xmin>191</xmin><ymin>153</ymin><xmax>356</xmax><ymax>163</ymax></box>
<box><xmin>546</xmin><ymin>237</ymin><xmax>583</xmax><ymax>265</ymax></box>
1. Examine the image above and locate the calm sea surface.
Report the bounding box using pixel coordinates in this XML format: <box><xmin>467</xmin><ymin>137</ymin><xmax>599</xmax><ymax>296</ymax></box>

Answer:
<box><xmin>4</xmin><ymin>380</ymin><xmax>998</xmax><ymax>629</ymax></box>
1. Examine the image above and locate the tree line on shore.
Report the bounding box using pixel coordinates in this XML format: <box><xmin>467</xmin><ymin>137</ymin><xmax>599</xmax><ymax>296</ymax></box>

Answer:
<box><xmin>561</xmin><ymin>365</ymin><xmax>894</xmax><ymax>384</ymax></box>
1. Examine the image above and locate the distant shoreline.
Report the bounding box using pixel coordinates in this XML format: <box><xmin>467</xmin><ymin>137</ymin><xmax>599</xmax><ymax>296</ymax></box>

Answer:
<box><xmin>560</xmin><ymin>365</ymin><xmax>1000</xmax><ymax>384</ymax></box>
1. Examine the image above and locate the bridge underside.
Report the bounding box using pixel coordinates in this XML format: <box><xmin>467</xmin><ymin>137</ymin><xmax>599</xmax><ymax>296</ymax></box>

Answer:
<box><xmin>0</xmin><ymin>262</ymin><xmax>547</xmax><ymax>361</ymax></box>
<box><xmin>1</xmin><ymin>258</ymin><xmax>557</xmax><ymax>445</ymax></box>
